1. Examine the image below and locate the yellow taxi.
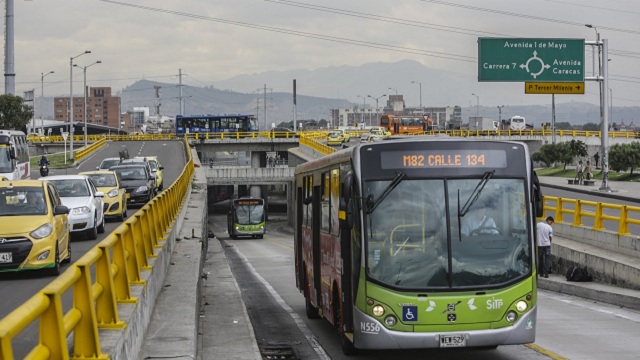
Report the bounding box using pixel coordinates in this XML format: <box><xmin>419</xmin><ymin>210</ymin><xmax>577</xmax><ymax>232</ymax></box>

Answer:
<box><xmin>80</xmin><ymin>170</ymin><xmax>128</xmax><ymax>222</ymax></box>
<box><xmin>326</xmin><ymin>130</ymin><xmax>345</xmax><ymax>146</ymax></box>
<box><xmin>369</xmin><ymin>126</ymin><xmax>391</xmax><ymax>140</ymax></box>
<box><xmin>0</xmin><ymin>179</ymin><xmax>71</xmax><ymax>276</ymax></box>
<box><xmin>335</xmin><ymin>128</ymin><xmax>351</xmax><ymax>142</ymax></box>
<box><xmin>137</xmin><ymin>156</ymin><xmax>164</xmax><ymax>191</ymax></box>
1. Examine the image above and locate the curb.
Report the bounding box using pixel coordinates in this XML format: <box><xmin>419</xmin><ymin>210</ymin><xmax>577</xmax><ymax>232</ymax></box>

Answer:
<box><xmin>540</xmin><ymin>181</ymin><xmax>638</xmax><ymax>203</ymax></box>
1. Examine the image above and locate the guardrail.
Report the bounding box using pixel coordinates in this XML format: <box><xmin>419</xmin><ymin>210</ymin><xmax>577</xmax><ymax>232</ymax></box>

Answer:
<box><xmin>0</xmin><ymin>138</ymin><xmax>194</xmax><ymax>360</ymax></box>
<box><xmin>74</xmin><ymin>137</ymin><xmax>107</xmax><ymax>162</ymax></box>
<box><xmin>543</xmin><ymin>195</ymin><xmax>640</xmax><ymax>235</ymax></box>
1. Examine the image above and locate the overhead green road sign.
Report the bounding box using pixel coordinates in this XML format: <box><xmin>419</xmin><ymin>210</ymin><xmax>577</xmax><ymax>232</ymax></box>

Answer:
<box><xmin>478</xmin><ymin>38</ymin><xmax>584</xmax><ymax>82</ymax></box>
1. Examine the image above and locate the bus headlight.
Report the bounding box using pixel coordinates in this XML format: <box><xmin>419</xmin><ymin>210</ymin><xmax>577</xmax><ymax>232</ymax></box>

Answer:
<box><xmin>372</xmin><ymin>305</ymin><xmax>385</xmax><ymax>317</ymax></box>
<box><xmin>506</xmin><ymin>311</ymin><xmax>518</xmax><ymax>323</ymax></box>
<box><xmin>516</xmin><ymin>300</ymin><xmax>528</xmax><ymax>312</ymax></box>
<box><xmin>384</xmin><ymin>315</ymin><xmax>397</xmax><ymax>327</ymax></box>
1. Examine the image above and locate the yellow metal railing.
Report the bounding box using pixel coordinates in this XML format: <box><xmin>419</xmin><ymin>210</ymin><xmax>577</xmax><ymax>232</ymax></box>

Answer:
<box><xmin>74</xmin><ymin>137</ymin><xmax>107</xmax><ymax>162</ymax></box>
<box><xmin>543</xmin><ymin>195</ymin><xmax>640</xmax><ymax>235</ymax></box>
<box><xmin>0</xmin><ymin>138</ymin><xmax>194</xmax><ymax>360</ymax></box>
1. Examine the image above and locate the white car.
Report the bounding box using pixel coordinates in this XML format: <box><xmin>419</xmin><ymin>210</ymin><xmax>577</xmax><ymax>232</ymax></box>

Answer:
<box><xmin>40</xmin><ymin>175</ymin><xmax>105</xmax><ymax>240</ymax></box>
<box><xmin>96</xmin><ymin>157</ymin><xmax>121</xmax><ymax>171</ymax></box>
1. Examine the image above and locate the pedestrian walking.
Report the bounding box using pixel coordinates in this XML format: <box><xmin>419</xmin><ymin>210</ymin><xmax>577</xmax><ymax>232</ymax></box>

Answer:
<box><xmin>594</xmin><ymin>152</ymin><xmax>600</xmax><ymax>169</ymax></box>
<box><xmin>576</xmin><ymin>160</ymin><xmax>584</xmax><ymax>185</ymax></box>
<box><xmin>537</xmin><ymin>216</ymin><xmax>554</xmax><ymax>278</ymax></box>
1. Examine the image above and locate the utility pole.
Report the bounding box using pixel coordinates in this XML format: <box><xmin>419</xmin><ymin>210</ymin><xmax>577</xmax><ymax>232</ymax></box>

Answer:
<box><xmin>179</xmin><ymin>69</ymin><xmax>184</xmax><ymax>116</ymax></box>
<box><xmin>4</xmin><ymin>0</ymin><xmax>15</xmax><ymax>94</ymax></box>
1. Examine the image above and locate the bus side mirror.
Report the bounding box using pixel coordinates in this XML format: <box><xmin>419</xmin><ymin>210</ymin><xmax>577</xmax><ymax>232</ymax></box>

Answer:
<box><xmin>533</xmin><ymin>171</ymin><xmax>544</xmax><ymax>217</ymax></box>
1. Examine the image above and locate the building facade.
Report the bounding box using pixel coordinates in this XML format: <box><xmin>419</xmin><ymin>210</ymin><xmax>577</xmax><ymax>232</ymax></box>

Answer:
<box><xmin>54</xmin><ymin>87</ymin><xmax>121</xmax><ymax>129</ymax></box>
<box><xmin>330</xmin><ymin>94</ymin><xmax>462</xmax><ymax>129</ymax></box>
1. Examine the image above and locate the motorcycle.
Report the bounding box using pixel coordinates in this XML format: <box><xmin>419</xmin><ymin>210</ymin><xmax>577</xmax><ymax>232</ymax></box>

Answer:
<box><xmin>39</xmin><ymin>164</ymin><xmax>49</xmax><ymax>177</ymax></box>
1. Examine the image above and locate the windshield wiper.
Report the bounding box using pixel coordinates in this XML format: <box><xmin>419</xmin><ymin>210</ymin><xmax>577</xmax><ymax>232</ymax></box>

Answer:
<box><xmin>457</xmin><ymin>170</ymin><xmax>495</xmax><ymax>240</ymax></box>
<box><xmin>366</xmin><ymin>172</ymin><xmax>406</xmax><ymax>213</ymax></box>
<box><xmin>458</xmin><ymin>170</ymin><xmax>495</xmax><ymax>218</ymax></box>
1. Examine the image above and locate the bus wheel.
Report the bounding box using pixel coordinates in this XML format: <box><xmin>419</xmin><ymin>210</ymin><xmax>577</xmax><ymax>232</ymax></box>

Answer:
<box><xmin>334</xmin><ymin>291</ymin><xmax>357</xmax><ymax>355</ymax></box>
<box><xmin>304</xmin><ymin>274</ymin><xmax>319</xmax><ymax>319</ymax></box>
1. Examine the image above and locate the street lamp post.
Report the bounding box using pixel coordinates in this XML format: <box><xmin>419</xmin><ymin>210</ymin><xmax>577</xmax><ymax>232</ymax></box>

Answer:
<box><xmin>471</xmin><ymin>93</ymin><xmax>480</xmax><ymax>116</ymax></box>
<box><xmin>357</xmin><ymin>95</ymin><xmax>367</xmax><ymax>125</ymax></box>
<box><xmin>411</xmin><ymin>81</ymin><xmax>422</xmax><ymax>114</ymax></box>
<box><xmin>69</xmin><ymin>50</ymin><xmax>91</xmax><ymax>160</ymax></box>
<box><xmin>40</xmin><ymin>70</ymin><xmax>54</xmax><ymax>134</ymax></box>
<box><xmin>74</xmin><ymin>60</ymin><xmax>101</xmax><ymax>147</ymax></box>
<box><xmin>388</xmin><ymin>87</ymin><xmax>398</xmax><ymax>96</ymax></box>
<box><xmin>368</xmin><ymin>94</ymin><xmax>387</xmax><ymax>126</ymax></box>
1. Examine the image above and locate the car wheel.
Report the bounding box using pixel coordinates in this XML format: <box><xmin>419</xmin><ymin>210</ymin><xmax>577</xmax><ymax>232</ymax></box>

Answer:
<box><xmin>47</xmin><ymin>245</ymin><xmax>61</xmax><ymax>276</ymax></box>
<box><xmin>62</xmin><ymin>240</ymin><xmax>71</xmax><ymax>264</ymax></box>
<box><xmin>86</xmin><ymin>214</ymin><xmax>98</xmax><ymax>240</ymax></box>
<box><xmin>97</xmin><ymin>213</ymin><xmax>105</xmax><ymax>234</ymax></box>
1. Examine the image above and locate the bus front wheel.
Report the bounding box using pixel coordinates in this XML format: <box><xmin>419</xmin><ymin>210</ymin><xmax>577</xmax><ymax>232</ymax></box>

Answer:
<box><xmin>304</xmin><ymin>273</ymin><xmax>319</xmax><ymax>319</ymax></box>
<box><xmin>334</xmin><ymin>290</ymin><xmax>357</xmax><ymax>356</ymax></box>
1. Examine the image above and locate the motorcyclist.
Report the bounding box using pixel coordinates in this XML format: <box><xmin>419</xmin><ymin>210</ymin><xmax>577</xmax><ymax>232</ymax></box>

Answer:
<box><xmin>39</xmin><ymin>155</ymin><xmax>50</xmax><ymax>167</ymax></box>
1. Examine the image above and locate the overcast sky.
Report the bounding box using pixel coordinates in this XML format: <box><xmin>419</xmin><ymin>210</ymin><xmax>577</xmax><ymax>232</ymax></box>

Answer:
<box><xmin>7</xmin><ymin>0</ymin><xmax>640</xmax><ymax>109</ymax></box>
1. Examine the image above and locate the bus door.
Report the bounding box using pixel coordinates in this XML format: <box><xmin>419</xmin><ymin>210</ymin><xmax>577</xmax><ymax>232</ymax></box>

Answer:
<box><xmin>393</xmin><ymin>120</ymin><xmax>399</xmax><ymax>135</ymax></box>
<box><xmin>312</xmin><ymin>185</ymin><xmax>322</xmax><ymax>308</ymax></box>
<box><xmin>295</xmin><ymin>186</ymin><xmax>304</xmax><ymax>288</ymax></box>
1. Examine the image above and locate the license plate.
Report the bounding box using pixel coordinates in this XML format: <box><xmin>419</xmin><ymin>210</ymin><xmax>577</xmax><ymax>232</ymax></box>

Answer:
<box><xmin>440</xmin><ymin>334</ymin><xmax>466</xmax><ymax>348</ymax></box>
<box><xmin>126</xmin><ymin>193</ymin><xmax>130</xmax><ymax>199</ymax></box>
<box><xmin>0</xmin><ymin>252</ymin><xmax>12</xmax><ymax>263</ymax></box>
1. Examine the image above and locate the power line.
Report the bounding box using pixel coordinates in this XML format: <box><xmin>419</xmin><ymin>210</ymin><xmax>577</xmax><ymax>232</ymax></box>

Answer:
<box><xmin>98</xmin><ymin>0</ymin><xmax>475</xmax><ymax>63</ymax></box>
<box><xmin>420</xmin><ymin>0</ymin><xmax>640</xmax><ymax>35</ymax></box>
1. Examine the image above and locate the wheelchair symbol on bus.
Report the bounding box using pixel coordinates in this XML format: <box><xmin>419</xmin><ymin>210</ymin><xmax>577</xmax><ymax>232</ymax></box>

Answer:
<box><xmin>403</xmin><ymin>306</ymin><xmax>418</xmax><ymax>322</ymax></box>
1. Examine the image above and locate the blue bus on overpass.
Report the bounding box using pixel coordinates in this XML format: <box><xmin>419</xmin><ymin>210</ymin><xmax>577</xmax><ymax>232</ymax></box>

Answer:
<box><xmin>175</xmin><ymin>114</ymin><xmax>259</xmax><ymax>137</ymax></box>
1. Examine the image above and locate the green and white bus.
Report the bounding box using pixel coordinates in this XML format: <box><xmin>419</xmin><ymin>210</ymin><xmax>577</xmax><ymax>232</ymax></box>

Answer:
<box><xmin>227</xmin><ymin>197</ymin><xmax>266</xmax><ymax>239</ymax></box>
<box><xmin>294</xmin><ymin>137</ymin><xmax>543</xmax><ymax>354</ymax></box>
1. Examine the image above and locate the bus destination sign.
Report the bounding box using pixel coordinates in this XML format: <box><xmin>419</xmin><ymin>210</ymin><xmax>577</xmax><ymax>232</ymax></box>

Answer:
<box><xmin>380</xmin><ymin>150</ymin><xmax>507</xmax><ymax>169</ymax></box>
<box><xmin>237</xmin><ymin>200</ymin><xmax>261</xmax><ymax>205</ymax></box>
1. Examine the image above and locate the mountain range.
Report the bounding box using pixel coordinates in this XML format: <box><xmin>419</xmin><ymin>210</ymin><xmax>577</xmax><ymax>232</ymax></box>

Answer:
<box><xmin>45</xmin><ymin>60</ymin><xmax>638</xmax><ymax>129</ymax></box>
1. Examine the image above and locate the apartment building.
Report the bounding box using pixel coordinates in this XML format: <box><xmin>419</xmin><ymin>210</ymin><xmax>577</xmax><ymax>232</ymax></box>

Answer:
<box><xmin>54</xmin><ymin>87</ymin><xmax>121</xmax><ymax>128</ymax></box>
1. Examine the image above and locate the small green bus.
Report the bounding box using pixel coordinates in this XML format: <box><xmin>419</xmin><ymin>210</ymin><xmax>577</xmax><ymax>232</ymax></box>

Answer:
<box><xmin>227</xmin><ymin>197</ymin><xmax>266</xmax><ymax>239</ymax></box>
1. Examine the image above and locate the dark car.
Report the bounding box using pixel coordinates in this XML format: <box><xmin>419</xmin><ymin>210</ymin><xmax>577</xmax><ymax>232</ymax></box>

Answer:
<box><xmin>109</xmin><ymin>164</ymin><xmax>155</xmax><ymax>206</ymax></box>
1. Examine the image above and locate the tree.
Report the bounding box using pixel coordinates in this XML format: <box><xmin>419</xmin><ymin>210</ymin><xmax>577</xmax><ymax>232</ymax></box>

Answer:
<box><xmin>582</xmin><ymin>122</ymin><xmax>600</xmax><ymax>131</ymax></box>
<box><xmin>532</xmin><ymin>144</ymin><xmax>557</xmax><ymax>168</ymax></box>
<box><xmin>609</xmin><ymin>142</ymin><xmax>640</xmax><ymax>175</ymax></box>
<box><xmin>0</xmin><ymin>94</ymin><xmax>33</xmax><ymax>130</ymax></box>
<box><xmin>555</xmin><ymin>122</ymin><xmax>573</xmax><ymax>130</ymax></box>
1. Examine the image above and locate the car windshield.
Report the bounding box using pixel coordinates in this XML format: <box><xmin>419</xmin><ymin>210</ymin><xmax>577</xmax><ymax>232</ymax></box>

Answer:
<box><xmin>365</xmin><ymin>178</ymin><xmax>530</xmax><ymax>289</ymax></box>
<box><xmin>0</xmin><ymin>187</ymin><xmax>47</xmax><ymax>215</ymax></box>
<box><xmin>50</xmin><ymin>179</ymin><xmax>89</xmax><ymax>197</ymax></box>
<box><xmin>100</xmin><ymin>159</ymin><xmax>120</xmax><ymax>170</ymax></box>
<box><xmin>148</xmin><ymin>160</ymin><xmax>158</xmax><ymax>171</ymax></box>
<box><xmin>114</xmin><ymin>167</ymin><xmax>147</xmax><ymax>180</ymax></box>
<box><xmin>329</xmin><ymin>131</ymin><xmax>341</xmax><ymax>137</ymax></box>
<box><xmin>86</xmin><ymin>174</ymin><xmax>117</xmax><ymax>187</ymax></box>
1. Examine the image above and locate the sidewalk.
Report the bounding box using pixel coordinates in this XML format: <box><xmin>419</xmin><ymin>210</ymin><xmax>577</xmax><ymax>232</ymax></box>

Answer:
<box><xmin>537</xmin><ymin>175</ymin><xmax>640</xmax><ymax>311</ymax></box>
<box><xmin>538</xmin><ymin>175</ymin><xmax>640</xmax><ymax>203</ymax></box>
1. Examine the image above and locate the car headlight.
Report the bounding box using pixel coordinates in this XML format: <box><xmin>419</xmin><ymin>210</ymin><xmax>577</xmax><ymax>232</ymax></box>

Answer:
<box><xmin>108</xmin><ymin>189</ymin><xmax>119</xmax><ymax>198</ymax></box>
<box><xmin>135</xmin><ymin>185</ymin><xmax>149</xmax><ymax>193</ymax></box>
<box><xmin>30</xmin><ymin>223</ymin><xmax>53</xmax><ymax>239</ymax></box>
<box><xmin>72</xmin><ymin>206</ymin><xmax>91</xmax><ymax>215</ymax></box>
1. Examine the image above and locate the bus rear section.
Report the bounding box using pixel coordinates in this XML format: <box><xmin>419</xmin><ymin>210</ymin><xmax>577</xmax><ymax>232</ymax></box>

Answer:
<box><xmin>294</xmin><ymin>139</ymin><xmax>543</xmax><ymax>355</ymax></box>
<box><xmin>227</xmin><ymin>198</ymin><xmax>266</xmax><ymax>239</ymax></box>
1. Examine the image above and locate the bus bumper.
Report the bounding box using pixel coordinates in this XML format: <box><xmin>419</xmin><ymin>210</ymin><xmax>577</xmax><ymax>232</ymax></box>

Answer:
<box><xmin>352</xmin><ymin>306</ymin><xmax>537</xmax><ymax>349</ymax></box>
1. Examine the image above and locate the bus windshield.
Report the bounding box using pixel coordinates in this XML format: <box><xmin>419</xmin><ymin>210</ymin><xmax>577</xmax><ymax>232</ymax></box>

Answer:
<box><xmin>234</xmin><ymin>203</ymin><xmax>265</xmax><ymax>225</ymax></box>
<box><xmin>0</xmin><ymin>146</ymin><xmax>12</xmax><ymax>174</ymax></box>
<box><xmin>365</xmin><ymin>177</ymin><xmax>530</xmax><ymax>289</ymax></box>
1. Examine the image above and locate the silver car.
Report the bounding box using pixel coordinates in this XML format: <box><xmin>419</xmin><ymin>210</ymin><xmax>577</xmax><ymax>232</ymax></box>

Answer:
<box><xmin>40</xmin><ymin>175</ymin><xmax>105</xmax><ymax>240</ymax></box>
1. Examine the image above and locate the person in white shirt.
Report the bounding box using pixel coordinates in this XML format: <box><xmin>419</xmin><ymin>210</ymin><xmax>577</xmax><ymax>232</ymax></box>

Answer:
<box><xmin>536</xmin><ymin>216</ymin><xmax>554</xmax><ymax>278</ymax></box>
